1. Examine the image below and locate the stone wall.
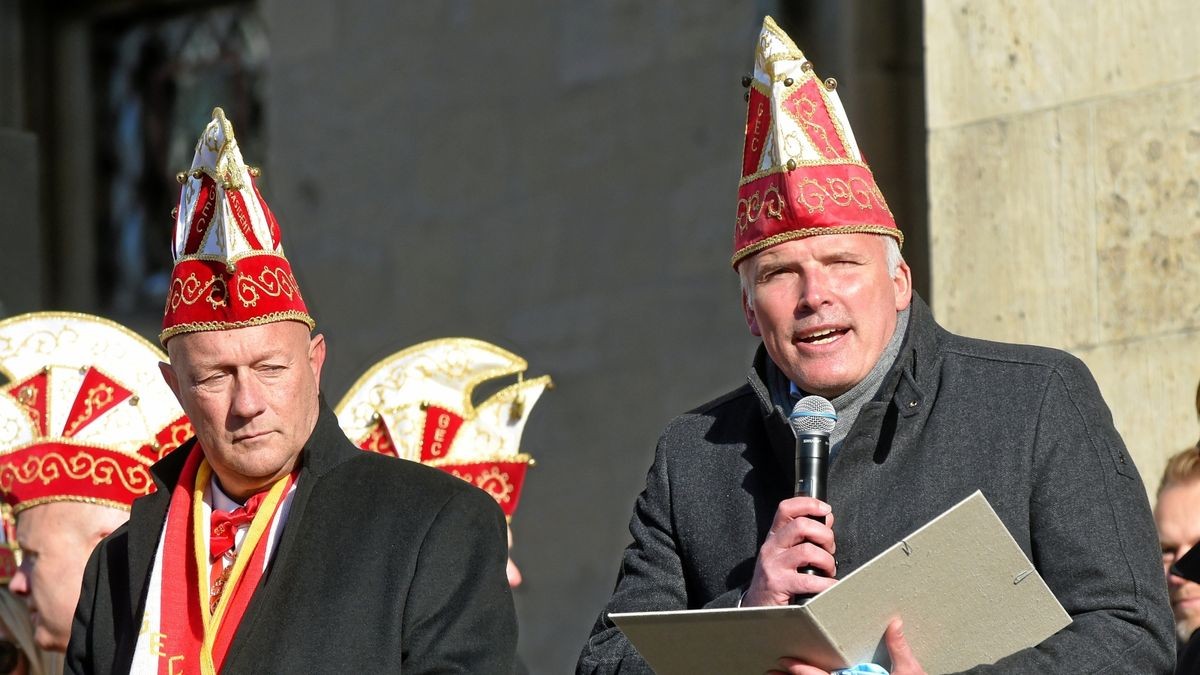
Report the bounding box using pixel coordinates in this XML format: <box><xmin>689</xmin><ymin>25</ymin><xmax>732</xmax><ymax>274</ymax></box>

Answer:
<box><xmin>926</xmin><ymin>1</ymin><xmax>1200</xmax><ymax>495</ymax></box>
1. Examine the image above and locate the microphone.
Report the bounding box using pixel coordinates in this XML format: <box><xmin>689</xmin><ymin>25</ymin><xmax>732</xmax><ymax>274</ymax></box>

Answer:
<box><xmin>789</xmin><ymin>395</ymin><xmax>835</xmax><ymax>504</ymax></box>
<box><xmin>788</xmin><ymin>395</ymin><xmax>836</xmax><ymax>593</ymax></box>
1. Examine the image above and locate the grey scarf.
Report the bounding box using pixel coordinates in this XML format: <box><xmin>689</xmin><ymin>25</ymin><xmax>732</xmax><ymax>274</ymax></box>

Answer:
<box><xmin>766</xmin><ymin>306</ymin><xmax>910</xmax><ymax>458</ymax></box>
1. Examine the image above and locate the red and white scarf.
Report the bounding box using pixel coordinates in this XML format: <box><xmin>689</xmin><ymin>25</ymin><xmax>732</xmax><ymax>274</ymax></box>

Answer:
<box><xmin>132</xmin><ymin>446</ymin><xmax>295</xmax><ymax>674</ymax></box>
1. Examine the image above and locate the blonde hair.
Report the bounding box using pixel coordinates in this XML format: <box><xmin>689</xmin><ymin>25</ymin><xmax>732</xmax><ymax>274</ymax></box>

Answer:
<box><xmin>1158</xmin><ymin>444</ymin><xmax>1200</xmax><ymax>497</ymax></box>
<box><xmin>0</xmin><ymin>588</ymin><xmax>60</xmax><ymax>675</ymax></box>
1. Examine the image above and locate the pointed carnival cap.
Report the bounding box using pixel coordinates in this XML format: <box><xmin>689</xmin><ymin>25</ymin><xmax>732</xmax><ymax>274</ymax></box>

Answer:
<box><xmin>0</xmin><ymin>313</ymin><xmax>193</xmax><ymax>513</ymax></box>
<box><xmin>334</xmin><ymin>339</ymin><xmax>551</xmax><ymax>519</ymax></box>
<box><xmin>732</xmin><ymin>16</ymin><xmax>901</xmax><ymax>268</ymax></box>
<box><xmin>161</xmin><ymin>107</ymin><xmax>315</xmax><ymax>343</ymax></box>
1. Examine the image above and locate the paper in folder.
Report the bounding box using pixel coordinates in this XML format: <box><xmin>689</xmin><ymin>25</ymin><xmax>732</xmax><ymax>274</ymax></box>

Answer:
<box><xmin>610</xmin><ymin>491</ymin><xmax>1070</xmax><ymax>674</ymax></box>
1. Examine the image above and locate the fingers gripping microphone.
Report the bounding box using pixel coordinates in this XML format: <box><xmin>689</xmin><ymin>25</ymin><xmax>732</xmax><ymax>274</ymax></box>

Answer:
<box><xmin>788</xmin><ymin>396</ymin><xmax>836</xmax><ymax>586</ymax></box>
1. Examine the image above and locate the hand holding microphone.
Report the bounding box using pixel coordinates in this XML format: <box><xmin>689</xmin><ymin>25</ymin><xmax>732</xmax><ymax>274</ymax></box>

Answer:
<box><xmin>742</xmin><ymin>396</ymin><xmax>838</xmax><ymax>607</ymax></box>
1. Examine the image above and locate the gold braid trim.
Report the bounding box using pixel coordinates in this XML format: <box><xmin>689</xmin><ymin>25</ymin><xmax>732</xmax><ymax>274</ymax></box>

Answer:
<box><xmin>173</xmin><ymin>250</ymin><xmax>289</xmax><ymax>266</ymax></box>
<box><xmin>11</xmin><ymin>495</ymin><xmax>133</xmax><ymax>515</ymax></box>
<box><xmin>0</xmin><ymin>436</ymin><xmax>156</xmax><ymax>466</ymax></box>
<box><xmin>738</xmin><ymin>158</ymin><xmax>874</xmax><ymax>188</ymax></box>
<box><xmin>159</xmin><ymin>310</ymin><xmax>317</xmax><ymax>345</ymax></box>
<box><xmin>0</xmin><ymin>450</ymin><xmax>154</xmax><ymax>496</ymax></box>
<box><xmin>424</xmin><ymin>453</ymin><xmax>534</xmax><ymax>468</ymax></box>
<box><xmin>731</xmin><ymin>225</ymin><xmax>904</xmax><ymax>268</ymax></box>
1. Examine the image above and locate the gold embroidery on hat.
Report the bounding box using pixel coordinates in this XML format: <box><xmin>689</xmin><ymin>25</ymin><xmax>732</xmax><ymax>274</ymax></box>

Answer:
<box><xmin>165</xmin><ymin>273</ymin><xmax>228</xmax><ymax>315</ymax></box>
<box><xmin>447</xmin><ymin>465</ymin><xmax>516</xmax><ymax>504</ymax></box>
<box><xmin>64</xmin><ymin>384</ymin><xmax>116</xmax><ymax>437</ymax></box>
<box><xmin>0</xmin><ymin>449</ymin><xmax>154</xmax><ymax>497</ymax></box>
<box><xmin>794</xmin><ymin>175</ymin><xmax>889</xmax><ymax>215</ymax></box>
<box><xmin>236</xmin><ymin>267</ymin><xmax>300</xmax><ymax>309</ymax></box>
<box><xmin>735</xmin><ymin>185</ymin><xmax>786</xmax><ymax>233</ymax></box>
<box><xmin>148</xmin><ymin>420</ymin><xmax>195</xmax><ymax>461</ymax></box>
<box><xmin>739</xmin><ymin>158</ymin><xmax>872</xmax><ymax>188</ymax></box>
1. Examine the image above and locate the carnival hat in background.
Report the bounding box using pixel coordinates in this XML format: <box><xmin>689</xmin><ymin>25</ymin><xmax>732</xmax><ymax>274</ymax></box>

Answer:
<box><xmin>0</xmin><ymin>313</ymin><xmax>192</xmax><ymax>512</ymax></box>
<box><xmin>732</xmin><ymin>16</ymin><xmax>901</xmax><ymax>268</ymax></box>
<box><xmin>334</xmin><ymin>339</ymin><xmax>551</xmax><ymax>519</ymax></box>
<box><xmin>161</xmin><ymin>107</ymin><xmax>314</xmax><ymax>344</ymax></box>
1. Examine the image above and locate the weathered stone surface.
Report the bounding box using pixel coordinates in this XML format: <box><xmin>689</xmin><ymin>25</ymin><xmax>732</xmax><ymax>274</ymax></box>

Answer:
<box><xmin>926</xmin><ymin>0</ymin><xmax>1095</xmax><ymax>128</ymax></box>
<box><xmin>1094</xmin><ymin>81</ymin><xmax>1200</xmax><ymax>342</ymax></box>
<box><xmin>1094</xmin><ymin>0</ymin><xmax>1200</xmax><ymax>99</ymax></box>
<box><xmin>927</xmin><ymin>0</ymin><xmax>1200</xmax><ymax>508</ymax></box>
<box><xmin>926</xmin><ymin>0</ymin><xmax>1200</xmax><ymax>129</ymax></box>
<box><xmin>928</xmin><ymin>107</ymin><xmax>1098</xmax><ymax>349</ymax></box>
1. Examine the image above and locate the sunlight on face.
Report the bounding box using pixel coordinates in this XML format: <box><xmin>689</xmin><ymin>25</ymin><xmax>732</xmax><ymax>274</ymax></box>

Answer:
<box><xmin>740</xmin><ymin>234</ymin><xmax>911</xmax><ymax>397</ymax></box>
<box><xmin>162</xmin><ymin>321</ymin><xmax>325</xmax><ymax>500</ymax></box>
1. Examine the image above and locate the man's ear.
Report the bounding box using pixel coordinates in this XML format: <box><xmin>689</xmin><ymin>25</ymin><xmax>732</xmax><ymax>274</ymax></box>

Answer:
<box><xmin>742</xmin><ymin>290</ymin><xmax>762</xmax><ymax>337</ymax></box>
<box><xmin>308</xmin><ymin>333</ymin><xmax>327</xmax><ymax>388</ymax></box>
<box><xmin>159</xmin><ymin>360</ymin><xmax>184</xmax><ymax>406</ymax></box>
<box><xmin>892</xmin><ymin>259</ymin><xmax>913</xmax><ymax>311</ymax></box>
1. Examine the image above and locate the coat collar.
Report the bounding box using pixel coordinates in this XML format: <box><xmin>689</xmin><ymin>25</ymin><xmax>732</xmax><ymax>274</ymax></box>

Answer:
<box><xmin>125</xmin><ymin>394</ymin><xmax>358</xmax><ymax>653</ymax></box>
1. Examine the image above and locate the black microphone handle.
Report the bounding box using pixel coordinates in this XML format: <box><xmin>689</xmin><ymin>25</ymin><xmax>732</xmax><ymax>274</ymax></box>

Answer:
<box><xmin>791</xmin><ymin>433</ymin><xmax>829</xmax><ymax>605</ymax></box>
<box><xmin>794</xmin><ymin>438</ymin><xmax>828</xmax><ymax>502</ymax></box>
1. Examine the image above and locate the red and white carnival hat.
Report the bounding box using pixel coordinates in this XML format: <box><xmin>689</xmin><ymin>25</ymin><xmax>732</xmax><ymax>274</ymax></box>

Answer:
<box><xmin>334</xmin><ymin>339</ymin><xmax>551</xmax><ymax>519</ymax></box>
<box><xmin>161</xmin><ymin>107</ymin><xmax>314</xmax><ymax>343</ymax></box>
<box><xmin>732</xmin><ymin>16</ymin><xmax>902</xmax><ymax>268</ymax></box>
<box><xmin>0</xmin><ymin>313</ymin><xmax>192</xmax><ymax>513</ymax></box>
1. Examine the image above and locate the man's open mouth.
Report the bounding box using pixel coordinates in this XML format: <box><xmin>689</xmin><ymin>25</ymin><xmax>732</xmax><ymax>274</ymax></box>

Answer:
<box><xmin>797</xmin><ymin>328</ymin><xmax>847</xmax><ymax>345</ymax></box>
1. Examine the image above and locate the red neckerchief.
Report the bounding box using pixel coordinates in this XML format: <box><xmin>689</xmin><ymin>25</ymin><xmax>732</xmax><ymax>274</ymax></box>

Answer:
<box><xmin>156</xmin><ymin>444</ymin><xmax>295</xmax><ymax>674</ymax></box>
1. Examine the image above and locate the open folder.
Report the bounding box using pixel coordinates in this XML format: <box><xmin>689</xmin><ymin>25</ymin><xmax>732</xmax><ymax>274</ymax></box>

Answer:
<box><xmin>610</xmin><ymin>491</ymin><xmax>1070</xmax><ymax>674</ymax></box>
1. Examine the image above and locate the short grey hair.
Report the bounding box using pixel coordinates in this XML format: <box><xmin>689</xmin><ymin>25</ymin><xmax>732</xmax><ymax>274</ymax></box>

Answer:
<box><xmin>739</xmin><ymin>234</ymin><xmax>903</xmax><ymax>307</ymax></box>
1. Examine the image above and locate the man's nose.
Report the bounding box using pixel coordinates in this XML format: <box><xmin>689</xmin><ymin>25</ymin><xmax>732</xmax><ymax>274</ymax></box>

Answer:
<box><xmin>799</xmin><ymin>270</ymin><xmax>829</xmax><ymax>311</ymax></box>
<box><xmin>9</xmin><ymin>567</ymin><xmax>28</xmax><ymax>596</ymax></box>
<box><xmin>230</xmin><ymin>374</ymin><xmax>268</xmax><ymax>418</ymax></box>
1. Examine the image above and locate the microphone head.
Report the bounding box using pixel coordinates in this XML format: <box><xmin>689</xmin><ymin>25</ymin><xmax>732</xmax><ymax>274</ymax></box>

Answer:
<box><xmin>789</xmin><ymin>396</ymin><xmax>836</xmax><ymax>437</ymax></box>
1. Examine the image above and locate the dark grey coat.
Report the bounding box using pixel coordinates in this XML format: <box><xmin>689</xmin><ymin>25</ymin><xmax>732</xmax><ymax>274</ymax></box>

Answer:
<box><xmin>67</xmin><ymin>401</ymin><xmax>517</xmax><ymax>674</ymax></box>
<box><xmin>578</xmin><ymin>295</ymin><xmax>1174</xmax><ymax>673</ymax></box>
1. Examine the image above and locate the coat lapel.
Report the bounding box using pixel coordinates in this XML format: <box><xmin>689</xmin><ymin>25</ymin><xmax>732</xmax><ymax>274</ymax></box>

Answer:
<box><xmin>127</xmin><ymin>440</ymin><xmax>194</xmax><ymax>621</ymax></box>
<box><xmin>221</xmin><ymin>398</ymin><xmax>361</xmax><ymax>669</ymax></box>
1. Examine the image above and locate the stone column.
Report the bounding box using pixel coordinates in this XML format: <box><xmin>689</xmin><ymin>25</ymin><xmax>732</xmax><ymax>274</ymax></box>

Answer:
<box><xmin>925</xmin><ymin>0</ymin><xmax>1200</xmax><ymax>492</ymax></box>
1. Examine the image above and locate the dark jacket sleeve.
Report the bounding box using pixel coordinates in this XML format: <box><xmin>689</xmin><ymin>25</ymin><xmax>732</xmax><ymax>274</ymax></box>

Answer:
<box><xmin>402</xmin><ymin>486</ymin><xmax>517</xmax><ymax>674</ymax></box>
<box><xmin>576</xmin><ymin>432</ymin><xmax>741</xmax><ymax>674</ymax></box>
<box><xmin>962</xmin><ymin>356</ymin><xmax>1175</xmax><ymax>673</ymax></box>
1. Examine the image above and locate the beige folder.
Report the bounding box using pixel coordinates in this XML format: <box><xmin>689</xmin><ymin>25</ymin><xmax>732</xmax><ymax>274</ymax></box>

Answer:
<box><xmin>610</xmin><ymin>491</ymin><xmax>1070</xmax><ymax>674</ymax></box>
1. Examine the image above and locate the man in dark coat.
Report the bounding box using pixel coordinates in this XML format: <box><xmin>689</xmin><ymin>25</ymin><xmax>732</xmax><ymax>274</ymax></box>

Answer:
<box><xmin>66</xmin><ymin>108</ymin><xmax>515</xmax><ymax>674</ymax></box>
<box><xmin>578</xmin><ymin>16</ymin><xmax>1173</xmax><ymax>675</ymax></box>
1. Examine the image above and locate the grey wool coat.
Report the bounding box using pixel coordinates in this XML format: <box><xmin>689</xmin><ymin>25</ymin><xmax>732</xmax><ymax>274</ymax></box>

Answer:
<box><xmin>67</xmin><ymin>401</ymin><xmax>517</xmax><ymax>674</ymax></box>
<box><xmin>578</xmin><ymin>294</ymin><xmax>1174</xmax><ymax>674</ymax></box>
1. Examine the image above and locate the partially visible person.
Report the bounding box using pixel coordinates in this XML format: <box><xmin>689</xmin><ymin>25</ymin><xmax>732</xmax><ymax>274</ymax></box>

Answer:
<box><xmin>0</xmin><ymin>507</ymin><xmax>63</xmax><ymax>675</ymax></box>
<box><xmin>67</xmin><ymin>110</ymin><xmax>515</xmax><ymax>673</ymax></box>
<box><xmin>507</xmin><ymin>525</ymin><xmax>523</xmax><ymax>589</ymax></box>
<box><xmin>0</xmin><ymin>313</ymin><xmax>190</xmax><ymax>653</ymax></box>
<box><xmin>578</xmin><ymin>16</ymin><xmax>1173</xmax><ymax>674</ymax></box>
<box><xmin>335</xmin><ymin>336</ymin><xmax>553</xmax><ymax>590</ymax></box>
<box><xmin>336</xmin><ymin>338</ymin><xmax>551</xmax><ymax>674</ymax></box>
<box><xmin>1156</xmin><ymin>444</ymin><xmax>1200</xmax><ymax>646</ymax></box>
